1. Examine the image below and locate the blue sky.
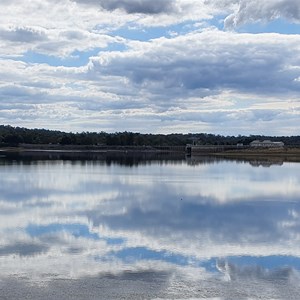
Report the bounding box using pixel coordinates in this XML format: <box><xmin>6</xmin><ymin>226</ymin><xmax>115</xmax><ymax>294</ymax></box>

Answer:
<box><xmin>0</xmin><ymin>0</ymin><xmax>300</xmax><ymax>135</ymax></box>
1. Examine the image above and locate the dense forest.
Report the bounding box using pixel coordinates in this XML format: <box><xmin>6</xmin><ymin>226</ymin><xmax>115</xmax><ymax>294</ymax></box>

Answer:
<box><xmin>0</xmin><ymin>125</ymin><xmax>299</xmax><ymax>147</ymax></box>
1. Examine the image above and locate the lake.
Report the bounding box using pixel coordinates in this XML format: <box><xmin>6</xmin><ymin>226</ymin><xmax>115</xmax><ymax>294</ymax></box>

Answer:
<box><xmin>0</xmin><ymin>153</ymin><xmax>300</xmax><ymax>299</ymax></box>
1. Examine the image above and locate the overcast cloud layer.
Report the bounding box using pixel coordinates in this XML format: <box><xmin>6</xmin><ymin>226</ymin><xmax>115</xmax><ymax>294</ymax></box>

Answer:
<box><xmin>0</xmin><ymin>0</ymin><xmax>299</xmax><ymax>134</ymax></box>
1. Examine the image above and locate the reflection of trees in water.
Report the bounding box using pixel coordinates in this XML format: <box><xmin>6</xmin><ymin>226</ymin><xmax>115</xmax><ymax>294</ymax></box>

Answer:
<box><xmin>2</xmin><ymin>151</ymin><xmax>299</xmax><ymax>167</ymax></box>
<box><xmin>186</xmin><ymin>155</ymin><xmax>230</xmax><ymax>166</ymax></box>
<box><xmin>249</xmin><ymin>159</ymin><xmax>284</xmax><ymax>167</ymax></box>
<box><xmin>187</xmin><ymin>155</ymin><xmax>285</xmax><ymax>167</ymax></box>
<box><xmin>0</xmin><ymin>151</ymin><xmax>186</xmax><ymax>167</ymax></box>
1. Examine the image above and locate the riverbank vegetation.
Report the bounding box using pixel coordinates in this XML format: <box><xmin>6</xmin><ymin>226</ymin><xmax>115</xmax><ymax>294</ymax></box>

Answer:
<box><xmin>0</xmin><ymin>125</ymin><xmax>300</xmax><ymax>147</ymax></box>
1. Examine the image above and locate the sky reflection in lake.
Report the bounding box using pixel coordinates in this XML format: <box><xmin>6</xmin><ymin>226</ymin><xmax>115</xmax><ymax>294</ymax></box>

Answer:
<box><xmin>0</xmin><ymin>155</ymin><xmax>300</xmax><ymax>299</ymax></box>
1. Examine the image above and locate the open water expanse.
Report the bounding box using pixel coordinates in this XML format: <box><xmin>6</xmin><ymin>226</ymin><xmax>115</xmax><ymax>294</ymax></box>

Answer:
<box><xmin>0</xmin><ymin>153</ymin><xmax>300</xmax><ymax>299</ymax></box>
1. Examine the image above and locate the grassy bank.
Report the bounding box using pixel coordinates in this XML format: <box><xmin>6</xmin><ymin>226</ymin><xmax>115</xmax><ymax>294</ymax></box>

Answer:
<box><xmin>211</xmin><ymin>147</ymin><xmax>300</xmax><ymax>164</ymax></box>
<box><xmin>216</xmin><ymin>147</ymin><xmax>300</xmax><ymax>156</ymax></box>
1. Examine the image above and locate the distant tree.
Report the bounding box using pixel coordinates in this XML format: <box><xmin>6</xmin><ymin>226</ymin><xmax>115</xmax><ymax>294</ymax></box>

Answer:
<box><xmin>0</xmin><ymin>124</ymin><xmax>300</xmax><ymax>147</ymax></box>
<box><xmin>3</xmin><ymin>134</ymin><xmax>24</xmax><ymax>145</ymax></box>
<box><xmin>60</xmin><ymin>134</ymin><xmax>76</xmax><ymax>145</ymax></box>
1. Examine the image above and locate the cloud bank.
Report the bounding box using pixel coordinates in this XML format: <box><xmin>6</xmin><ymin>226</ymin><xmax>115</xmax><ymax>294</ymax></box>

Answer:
<box><xmin>73</xmin><ymin>0</ymin><xmax>176</xmax><ymax>14</ymax></box>
<box><xmin>0</xmin><ymin>0</ymin><xmax>299</xmax><ymax>134</ymax></box>
<box><xmin>224</xmin><ymin>0</ymin><xmax>300</xmax><ymax>29</ymax></box>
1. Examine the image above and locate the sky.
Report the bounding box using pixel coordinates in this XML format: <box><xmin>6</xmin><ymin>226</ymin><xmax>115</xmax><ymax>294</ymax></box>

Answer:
<box><xmin>0</xmin><ymin>0</ymin><xmax>300</xmax><ymax>135</ymax></box>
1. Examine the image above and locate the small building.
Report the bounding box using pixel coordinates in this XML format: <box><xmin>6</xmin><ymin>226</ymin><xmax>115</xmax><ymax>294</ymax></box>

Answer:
<box><xmin>250</xmin><ymin>140</ymin><xmax>284</xmax><ymax>148</ymax></box>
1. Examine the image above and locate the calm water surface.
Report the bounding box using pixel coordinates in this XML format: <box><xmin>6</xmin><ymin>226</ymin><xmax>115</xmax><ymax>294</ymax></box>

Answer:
<box><xmin>0</xmin><ymin>154</ymin><xmax>300</xmax><ymax>299</ymax></box>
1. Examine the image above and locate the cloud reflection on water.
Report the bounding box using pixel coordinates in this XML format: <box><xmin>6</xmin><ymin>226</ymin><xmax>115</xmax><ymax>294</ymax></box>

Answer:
<box><xmin>0</xmin><ymin>156</ymin><xmax>300</xmax><ymax>298</ymax></box>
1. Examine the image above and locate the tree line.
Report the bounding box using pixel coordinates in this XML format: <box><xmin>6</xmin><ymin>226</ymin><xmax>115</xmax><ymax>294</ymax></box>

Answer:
<box><xmin>0</xmin><ymin>125</ymin><xmax>299</xmax><ymax>147</ymax></box>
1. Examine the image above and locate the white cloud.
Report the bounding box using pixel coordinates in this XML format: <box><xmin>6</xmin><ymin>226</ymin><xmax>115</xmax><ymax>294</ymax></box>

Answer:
<box><xmin>0</xmin><ymin>26</ymin><xmax>47</xmax><ymax>43</ymax></box>
<box><xmin>0</xmin><ymin>28</ymin><xmax>300</xmax><ymax>134</ymax></box>
<box><xmin>0</xmin><ymin>0</ymin><xmax>206</xmax><ymax>57</ymax></box>
<box><xmin>89</xmin><ymin>30</ymin><xmax>300</xmax><ymax>102</ymax></box>
<box><xmin>0</xmin><ymin>0</ymin><xmax>127</xmax><ymax>57</ymax></box>
<box><xmin>224</xmin><ymin>0</ymin><xmax>300</xmax><ymax>29</ymax></box>
<box><xmin>72</xmin><ymin>0</ymin><xmax>176</xmax><ymax>15</ymax></box>
<box><xmin>0</xmin><ymin>0</ymin><xmax>299</xmax><ymax>133</ymax></box>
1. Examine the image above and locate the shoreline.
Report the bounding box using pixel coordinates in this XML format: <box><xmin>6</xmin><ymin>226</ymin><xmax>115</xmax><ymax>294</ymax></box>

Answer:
<box><xmin>1</xmin><ymin>146</ymin><xmax>300</xmax><ymax>165</ymax></box>
<box><xmin>1</xmin><ymin>145</ymin><xmax>300</xmax><ymax>157</ymax></box>
<box><xmin>0</xmin><ymin>143</ymin><xmax>186</xmax><ymax>153</ymax></box>
<box><xmin>214</xmin><ymin>147</ymin><xmax>300</xmax><ymax>156</ymax></box>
